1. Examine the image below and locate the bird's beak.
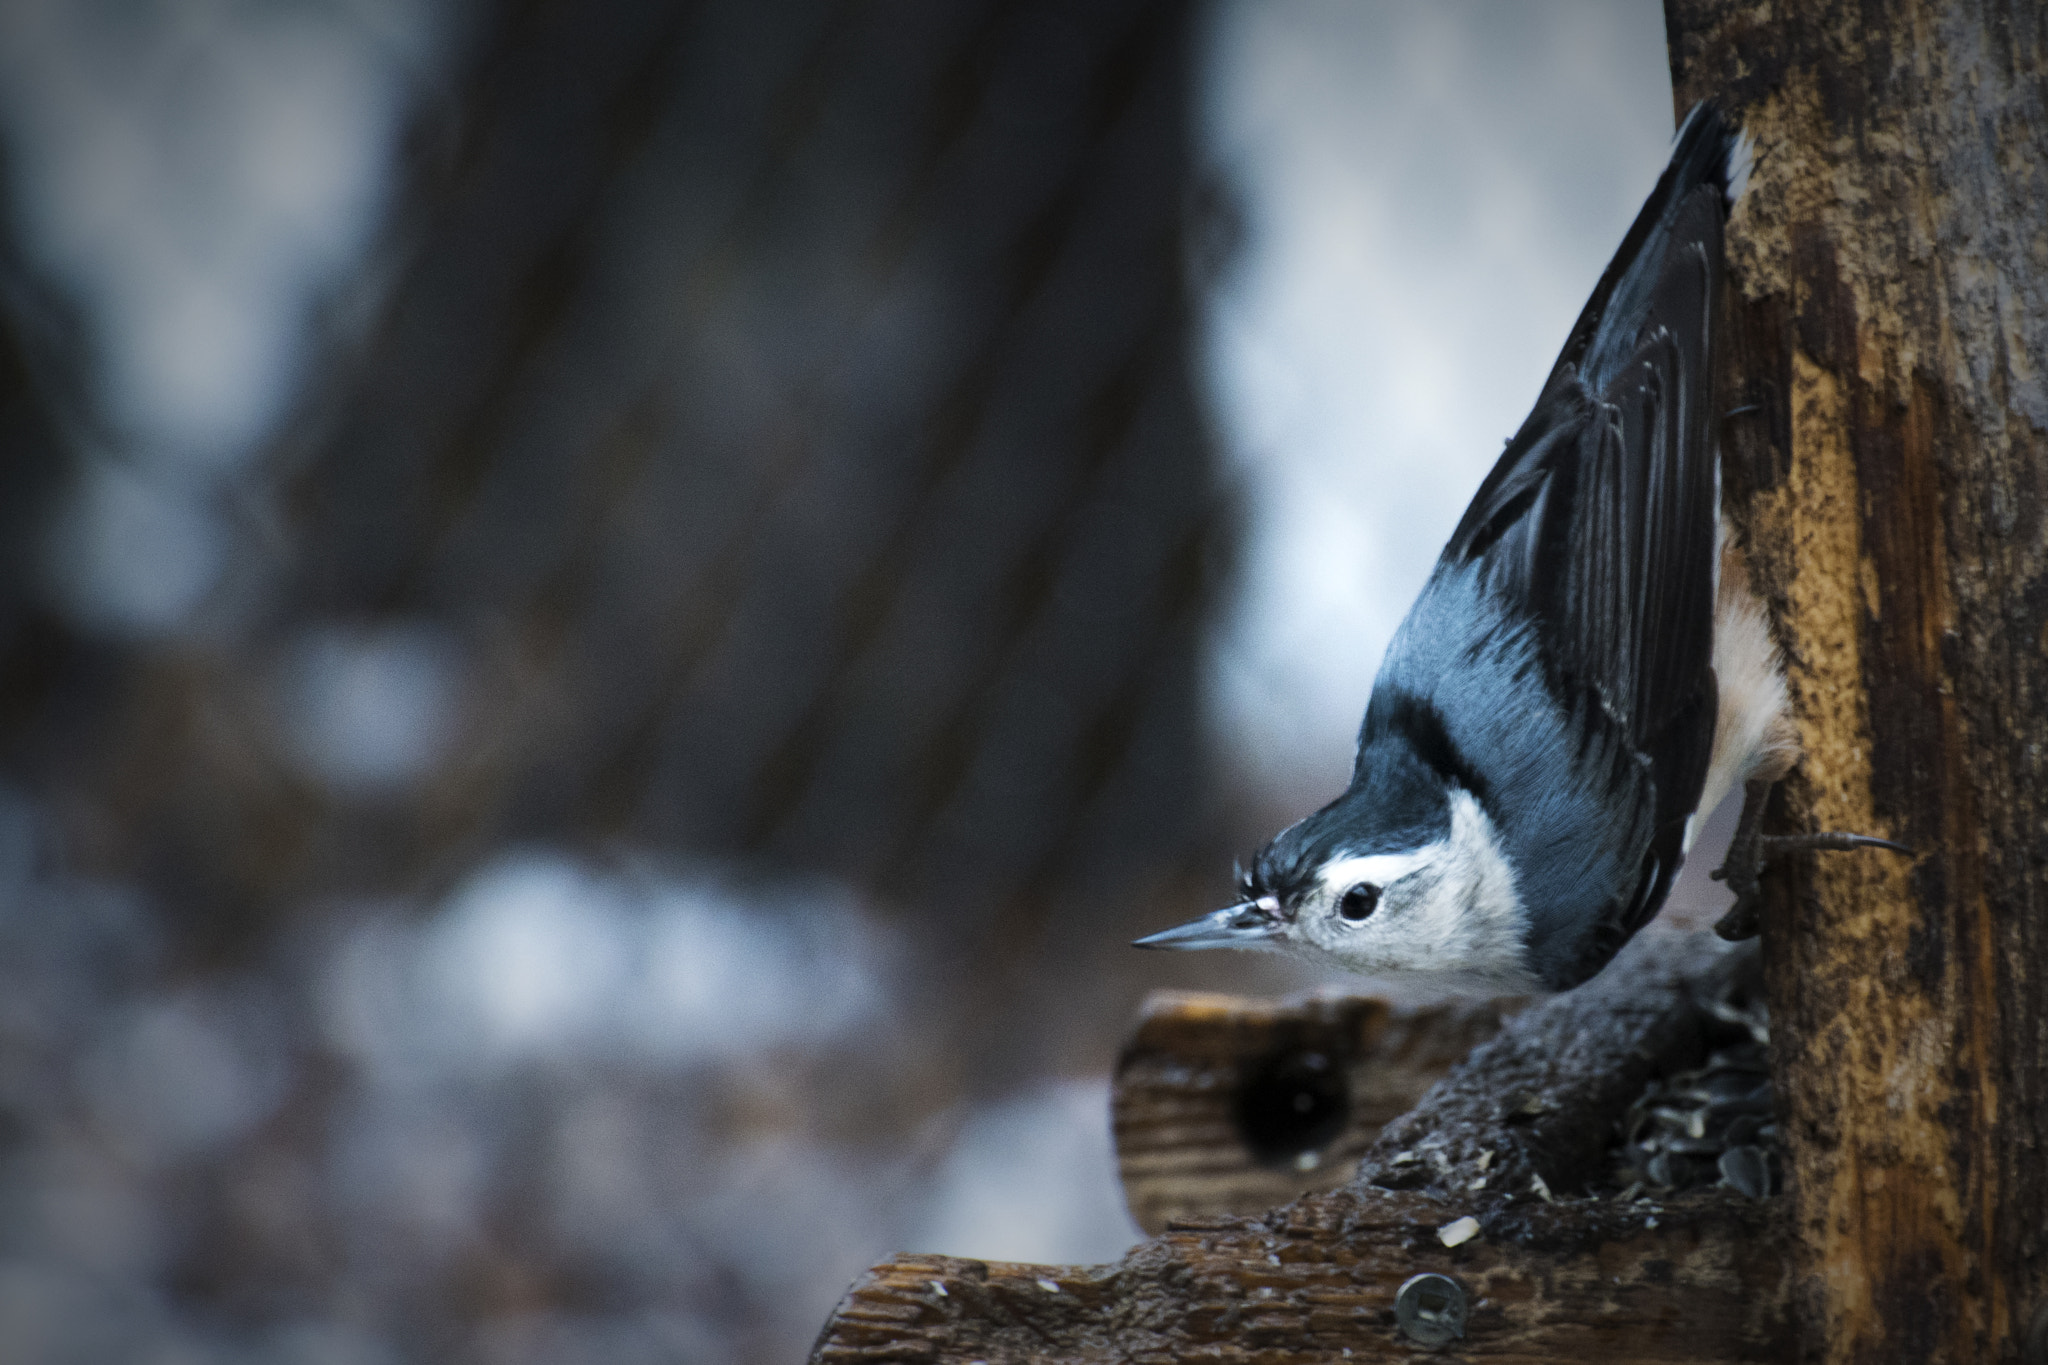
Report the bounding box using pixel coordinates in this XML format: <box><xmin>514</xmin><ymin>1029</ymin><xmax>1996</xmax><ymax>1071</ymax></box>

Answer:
<box><xmin>1132</xmin><ymin>899</ymin><xmax>1283</xmax><ymax>952</ymax></box>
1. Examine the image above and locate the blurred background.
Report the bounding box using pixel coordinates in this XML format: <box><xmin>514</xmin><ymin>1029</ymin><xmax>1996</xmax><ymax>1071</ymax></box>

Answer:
<box><xmin>0</xmin><ymin>1</ymin><xmax>1692</xmax><ymax>1361</ymax></box>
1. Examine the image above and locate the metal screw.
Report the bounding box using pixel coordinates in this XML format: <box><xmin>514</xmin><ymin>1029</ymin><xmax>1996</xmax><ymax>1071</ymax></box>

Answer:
<box><xmin>2023</xmin><ymin>1297</ymin><xmax>2048</xmax><ymax>1365</ymax></box>
<box><xmin>1394</xmin><ymin>1272</ymin><xmax>1468</xmax><ymax>1349</ymax></box>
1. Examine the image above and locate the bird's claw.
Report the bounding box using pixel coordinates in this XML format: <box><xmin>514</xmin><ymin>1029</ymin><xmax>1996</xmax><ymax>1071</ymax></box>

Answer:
<box><xmin>1708</xmin><ymin>780</ymin><xmax>1913</xmax><ymax>942</ymax></box>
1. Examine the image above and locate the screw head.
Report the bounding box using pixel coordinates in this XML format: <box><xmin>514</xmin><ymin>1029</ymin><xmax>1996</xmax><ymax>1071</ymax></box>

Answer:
<box><xmin>1395</xmin><ymin>1271</ymin><xmax>1468</xmax><ymax>1349</ymax></box>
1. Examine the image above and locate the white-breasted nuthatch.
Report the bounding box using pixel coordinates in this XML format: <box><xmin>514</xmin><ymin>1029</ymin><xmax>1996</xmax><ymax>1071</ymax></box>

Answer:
<box><xmin>1137</xmin><ymin>103</ymin><xmax>1906</xmax><ymax>993</ymax></box>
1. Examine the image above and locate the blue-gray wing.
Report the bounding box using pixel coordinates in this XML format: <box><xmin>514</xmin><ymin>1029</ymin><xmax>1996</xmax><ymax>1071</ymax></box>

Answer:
<box><xmin>1441</xmin><ymin>105</ymin><xmax>1736</xmax><ymax>949</ymax></box>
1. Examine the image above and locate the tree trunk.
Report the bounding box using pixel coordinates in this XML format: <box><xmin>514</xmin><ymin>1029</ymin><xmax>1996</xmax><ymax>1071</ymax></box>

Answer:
<box><xmin>1665</xmin><ymin>3</ymin><xmax>2048</xmax><ymax>1361</ymax></box>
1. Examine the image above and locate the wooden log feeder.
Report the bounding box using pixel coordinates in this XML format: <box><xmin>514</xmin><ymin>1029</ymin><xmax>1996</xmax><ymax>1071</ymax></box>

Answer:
<box><xmin>1111</xmin><ymin>989</ymin><xmax>1520</xmax><ymax>1235</ymax></box>
<box><xmin>816</xmin><ymin>933</ymin><xmax>1796</xmax><ymax>1361</ymax></box>
<box><xmin>814</xmin><ymin>4</ymin><xmax>2045</xmax><ymax>1360</ymax></box>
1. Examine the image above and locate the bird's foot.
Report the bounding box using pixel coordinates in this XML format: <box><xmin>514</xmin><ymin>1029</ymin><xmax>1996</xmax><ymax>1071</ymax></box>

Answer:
<box><xmin>1708</xmin><ymin>778</ymin><xmax>1912</xmax><ymax>941</ymax></box>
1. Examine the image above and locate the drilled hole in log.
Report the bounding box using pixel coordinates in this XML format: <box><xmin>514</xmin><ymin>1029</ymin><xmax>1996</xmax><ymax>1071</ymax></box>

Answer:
<box><xmin>1234</xmin><ymin>1048</ymin><xmax>1350</xmax><ymax>1165</ymax></box>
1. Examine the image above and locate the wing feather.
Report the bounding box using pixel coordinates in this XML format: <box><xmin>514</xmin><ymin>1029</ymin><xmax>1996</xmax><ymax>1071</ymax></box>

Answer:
<box><xmin>1436</xmin><ymin>108</ymin><xmax>1737</xmax><ymax>953</ymax></box>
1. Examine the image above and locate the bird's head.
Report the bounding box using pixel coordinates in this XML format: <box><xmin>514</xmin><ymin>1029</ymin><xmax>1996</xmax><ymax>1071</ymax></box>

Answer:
<box><xmin>1134</xmin><ymin>785</ymin><xmax>1537</xmax><ymax>993</ymax></box>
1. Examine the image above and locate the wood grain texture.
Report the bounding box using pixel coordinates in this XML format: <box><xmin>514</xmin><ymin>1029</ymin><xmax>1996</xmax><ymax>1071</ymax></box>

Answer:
<box><xmin>1665</xmin><ymin>3</ymin><xmax>2048</xmax><ymax>1361</ymax></box>
<box><xmin>815</xmin><ymin>1189</ymin><xmax>1787</xmax><ymax>1364</ymax></box>
<box><xmin>1112</xmin><ymin>990</ymin><xmax>1516</xmax><ymax>1233</ymax></box>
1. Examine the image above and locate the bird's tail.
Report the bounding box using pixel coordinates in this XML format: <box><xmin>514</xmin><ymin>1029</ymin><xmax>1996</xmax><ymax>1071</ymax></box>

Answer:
<box><xmin>1557</xmin><ymin>100</ymin><xmax>1742</xmax><ymax>396</ymax></box>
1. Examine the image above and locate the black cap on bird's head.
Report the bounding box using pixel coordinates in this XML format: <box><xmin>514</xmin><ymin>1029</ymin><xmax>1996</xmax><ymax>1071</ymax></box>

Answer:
<box><xmin>1133</xmin><ymin>745</ymin><xmax>1458</xmax><ymax>955</ymax></box>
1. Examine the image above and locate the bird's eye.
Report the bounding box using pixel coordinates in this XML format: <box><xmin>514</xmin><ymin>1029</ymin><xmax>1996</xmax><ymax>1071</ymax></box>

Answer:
<box><xmin>1338</xmin><ymin>884</ymin><xmax>1380</xmax><ymax>922</ymax></box>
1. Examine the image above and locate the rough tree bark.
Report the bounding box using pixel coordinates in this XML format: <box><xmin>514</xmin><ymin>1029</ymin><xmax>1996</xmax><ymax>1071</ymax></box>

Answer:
<box><xmin>818</xmin><ymin>1191</ymin><xmax>1785</xmax><ymax>1364</ymax></box>
<box><xmin>1666</xmin><ymin>3</ymin><xmax>2048</xmax><ymax>1362</ymax></box>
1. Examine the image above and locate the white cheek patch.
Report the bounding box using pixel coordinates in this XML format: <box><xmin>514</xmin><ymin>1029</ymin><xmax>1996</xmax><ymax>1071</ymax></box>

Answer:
<box><xmin>1301</xmin><ymin>792</ymin><xmax>1536</xmax><ymax>992</ymax></box>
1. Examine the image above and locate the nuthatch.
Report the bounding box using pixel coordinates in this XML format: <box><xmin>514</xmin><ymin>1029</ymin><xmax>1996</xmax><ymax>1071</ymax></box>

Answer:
<box><xmin>1138</xmin><ymin>103</ymin><xmax>1905</xmax><ymax>993</ymax></box>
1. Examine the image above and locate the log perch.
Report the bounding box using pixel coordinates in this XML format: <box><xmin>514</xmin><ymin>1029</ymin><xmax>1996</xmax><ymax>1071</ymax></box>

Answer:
<box><xmin>814</xmin><ymin>933</ymin><xmax>1790</xmax><ymax>1361</ymax></box>
<box><xmin>817</xmin><ymin>1190</ymin><xmax>1786</xmax><ymax>1364</ymax></box>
